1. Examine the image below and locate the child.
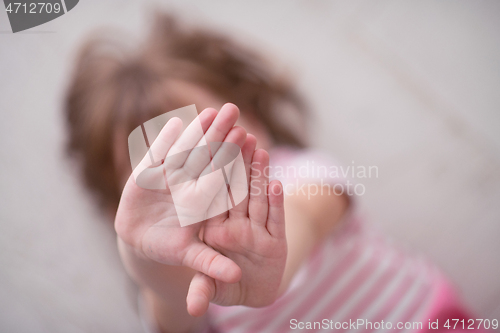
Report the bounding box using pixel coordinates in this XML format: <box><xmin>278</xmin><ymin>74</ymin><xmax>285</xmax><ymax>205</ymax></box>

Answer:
<box><xmin>65</xmin><ymin>14</ymin><xmax>476</xmax><ymax>333</ymax></box>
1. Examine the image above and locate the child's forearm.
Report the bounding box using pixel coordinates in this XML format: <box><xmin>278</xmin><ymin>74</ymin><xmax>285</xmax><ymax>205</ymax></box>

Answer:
<box><xmin>278</xmin><ymin>191</ymin><xmax>349</xmax><ymax>295</ymax></box>
<box><xmin>278</xmin><ymin>206</ymin><xmax>318</xmax><ymax>296</ymax></box>
<box><xmin>117</xmin><ymin>238</ymin><xmax>204</xmax><ymax>333</ymax></box>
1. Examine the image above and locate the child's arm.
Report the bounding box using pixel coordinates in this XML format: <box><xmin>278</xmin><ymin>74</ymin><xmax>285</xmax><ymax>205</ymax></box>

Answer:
<box><xmin>279</xmin><ymin>187</ymin><xmax>349</xmax><ymax>295</ymax></box>
<box><xmin>114</xmin><ymin>104</ymin><xmax>287</xmax><ymax>330</ymax></box>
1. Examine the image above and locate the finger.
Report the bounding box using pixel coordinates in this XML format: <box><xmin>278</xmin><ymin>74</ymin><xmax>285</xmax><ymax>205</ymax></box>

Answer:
<box><xmin>242</xmin><ymin>134</ymin><xmax>258</xmax><ymax>169</ymax></box>
<box><xmin>204</xmin><ymin>103</ymin><xmax>240</xmax><ymax>150</ymax></box>
<box><xmin>193</xmin><ymin>127</ymin><xmax>246</xmax><ymax>195</ymax></box>
<box><xmin>197</xmin><ymin>126</ymin><xmax>247</xmax><ymax>178</ymax></box>
<box><xmin>266</xmin><ymin>180</ymin><xmax>286</xmax><ymax>238</ymax></box>
<box><xmin>147</xmin><ymin>117</ymin><xmax>183</xmax><ymax>163</ymax></box>
<box><xmin>229</xmin><ymin>134</ymin><xmax>257</xmax><ymax>218</ymax></box>
<box><xmin>248</xmin><ymin>149</ymin><xmax>270</xmax><ymax>226</ymax></box>
<box><xmin>183</xmin><ymin>242</ymin><xmax>242</xmax><ymax>283</ymax></box>
<box><xmin>133</xmin><ymin>117</ymin><xmax>183</xmax><ymax>178</ymax></box>
<box><xmin>181</xmin><ymin>103</ymin><xmax>241</xmax><ymax>177</ymax></box>
<box><xmin>166</xmin><ymin>108</ymin><xmax>218</xmax><ymax>165</ymax></box>
<box><xmin>187</xmin><ymin>272</ymin><xmax>215</xmax><ymax>317</ymax></box>
<box><xmin>198</xmin><ymin>108</ymin><xmax>219</xmax><ymax>133</ymax></box>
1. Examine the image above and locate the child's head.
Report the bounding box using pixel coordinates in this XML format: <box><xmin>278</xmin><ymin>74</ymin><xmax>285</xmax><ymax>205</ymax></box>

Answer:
<box><xmin>65</xmin><ymin>13</ymin><xmax>308</xmax><ymax>214</ymax></box>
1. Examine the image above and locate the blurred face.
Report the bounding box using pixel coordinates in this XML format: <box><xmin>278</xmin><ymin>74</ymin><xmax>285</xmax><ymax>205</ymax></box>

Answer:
<box><xmin>113</xmin><ymin>80</ymin><xmax>273</xmax><ymax>190</ymax></box>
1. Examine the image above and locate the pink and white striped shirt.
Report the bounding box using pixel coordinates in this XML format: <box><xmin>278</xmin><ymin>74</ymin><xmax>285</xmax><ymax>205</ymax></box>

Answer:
<box><xmin>207</xmin><ymin>147</ymin><xmax>472</xmax><ymax>333</ymax></box>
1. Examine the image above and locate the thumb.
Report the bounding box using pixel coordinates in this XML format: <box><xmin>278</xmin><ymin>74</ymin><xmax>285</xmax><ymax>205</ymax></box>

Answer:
<box><xmin>266</xmin><ymin>180</ymin><xmax>286</xmax><ymax>238</ymax></box>
<box><xmin>187</xmin><ymin>272</ymin><xmax>215</xmax><ymax>317</ymax></box>
<box><xmin>183</xmin><ymin>242</ymin><xmax>242</xmax><ymax>283</ymax></box>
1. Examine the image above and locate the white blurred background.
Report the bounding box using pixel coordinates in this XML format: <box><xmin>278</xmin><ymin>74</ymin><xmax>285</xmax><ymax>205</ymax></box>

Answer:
<box><xmin>1</xmin><ymin>1</ymin><xmax>499</xmax><ymax>332</ymax></box>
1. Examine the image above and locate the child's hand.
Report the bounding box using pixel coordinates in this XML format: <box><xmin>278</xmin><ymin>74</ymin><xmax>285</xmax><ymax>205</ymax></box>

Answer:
<box><xmin>186</xmin><ymin>136</ymin><xmax>287</xmax><ymax>317</ymax></box>
<box><xmin>115</xmin><ymin>104</ymin><xmax>247</xmax><ymax>285</ymax></box>
<box><xmin>115</xmin><ymin>102</ymin><xmax>287</xmax><ymax>318</ymax></box>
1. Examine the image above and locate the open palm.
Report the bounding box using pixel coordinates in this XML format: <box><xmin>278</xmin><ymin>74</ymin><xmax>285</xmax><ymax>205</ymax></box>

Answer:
<box><xmin>115</xmin><ymin>104</ymin><xmax>247</xmax><ymax>284</ymax></box>
<box><xmin>115</xmin><ymin>103</ymin><xmax>287</xmax><ymax>318</ymax></box>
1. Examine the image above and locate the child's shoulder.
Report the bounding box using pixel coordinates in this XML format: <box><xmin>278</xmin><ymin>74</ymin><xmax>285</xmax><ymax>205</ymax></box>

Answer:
<box><xmin>269</xmin><ymin>146</ymin><xmax>341</xmax><ymax>167</ymax></box>
<box><xmin>269</xmin><ymin>146</ymin><xmax>348</xmax><ymax>185</ymax></box>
